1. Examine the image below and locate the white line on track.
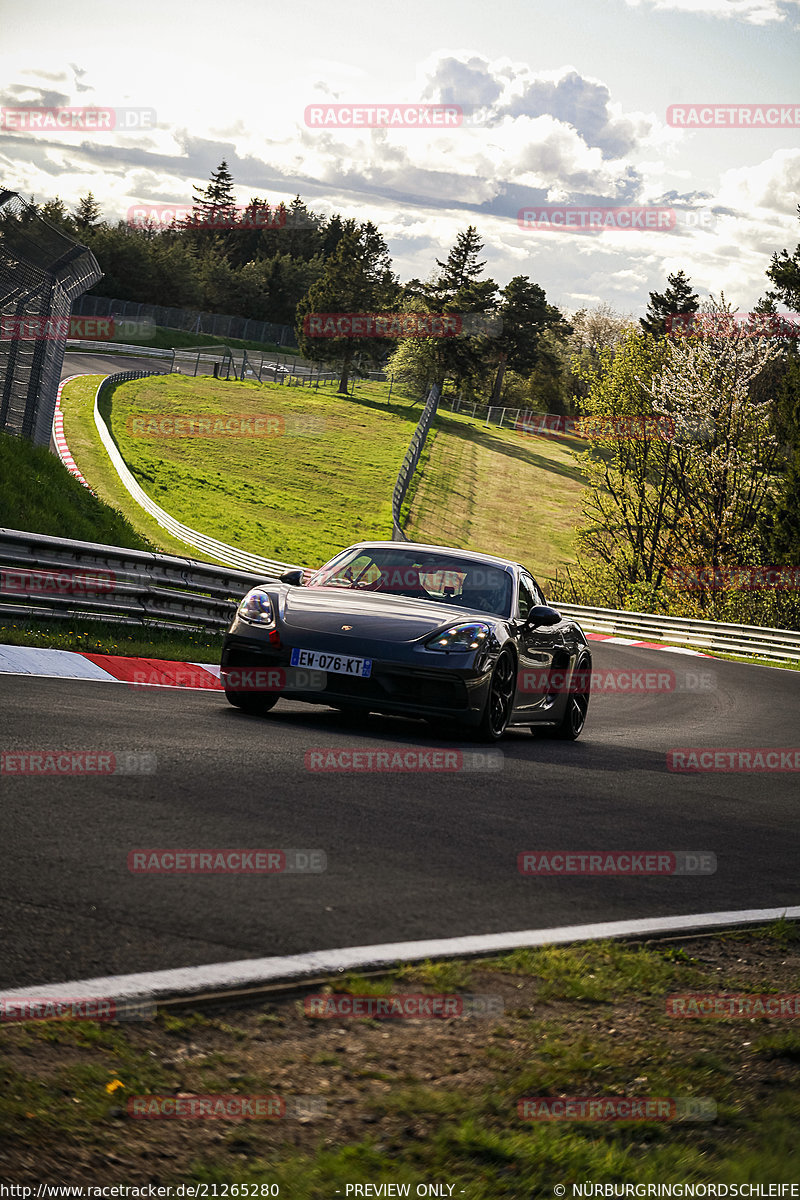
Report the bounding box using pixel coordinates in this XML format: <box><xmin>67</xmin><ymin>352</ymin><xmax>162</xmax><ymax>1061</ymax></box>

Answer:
<box><xmin>3</xmin><ymin>906</ymin><xmax>798</xmax><ymax>1005</ymax></box>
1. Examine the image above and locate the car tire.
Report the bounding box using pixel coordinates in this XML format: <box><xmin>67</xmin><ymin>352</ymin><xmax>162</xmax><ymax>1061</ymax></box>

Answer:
<box><xmin>224</xmin><ymin>688</ymin><xmax>280</xmax><ymax>715</ymax></box>
<box><xmin>475</xmin><ymin>649</ymin><xmax>516</xmax><ymax>742</ymax></box>
<box><xmin>535</xmin><ymin>653</ymin><xmax>591</xmax><ymax>741</ymax></box>
<box><xmin>330</xmin><ymin>705</ymin><xmax>371</xmax><ymax>724</ymax></box>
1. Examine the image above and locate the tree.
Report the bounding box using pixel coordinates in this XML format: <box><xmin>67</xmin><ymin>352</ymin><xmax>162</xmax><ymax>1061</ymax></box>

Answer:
<box><xmin>487</xmin><ymin>276</ymin><xmax>562</xmax><ymax>404</ymax></box>
<box><xmin>759</xmin><ymin>350</ymin><xmax>800</xmax><ymax>564</ymax></box>
<box><xmin>640</xmin><ymin>270</ymin><xmax>699</xmax><ymax>338</ymax></box>
<box><xmin>189</xmin><ymin>160</ymin><xmax>238</xmax><ymax>230</ymax></box>
<box><xmin>567</xmin><ymin>303</ymin><xmax>636</xmax><ymax>407</ymax></box>
<box><xmin>73</xmin><ymin>192</ymin><xmax>102</xmax><ymax>231</ymax></box>
<box><xmin>434</xmin><ymin>226</ymin><xmax>487</xmax><ymax>292</ymax></box>
<box><xmin>765</xmin><ymin>204</ymin><xmax>800</xmax><ymax>310</ymax></box>
<box><xmin>295</xmin><ymin>221</ymin><xmax>399</xmax><ymax>394</ymax></box>
<box><xmin>421</xmin><ymin>227</ymin><xmax>497</xmax><ymax>392</ymax></box>
<box><xmin>565</xmin><ymin>304</ymin><xmax>782</xmax><ymax>614</ymax></box>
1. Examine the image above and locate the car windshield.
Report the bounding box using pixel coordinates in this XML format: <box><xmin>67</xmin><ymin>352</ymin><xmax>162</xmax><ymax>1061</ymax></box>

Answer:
<box><xmin>307</xmin><ymin>547</ymin><xmax>513</xmax><ymax>617</ymax></box>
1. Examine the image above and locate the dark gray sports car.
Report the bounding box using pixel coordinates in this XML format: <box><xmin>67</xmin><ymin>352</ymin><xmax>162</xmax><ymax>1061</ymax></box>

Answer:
<box><xmin>220</xmin><ymin>541</ymin><xmax>591</xmax><ymax>742</ymax></box>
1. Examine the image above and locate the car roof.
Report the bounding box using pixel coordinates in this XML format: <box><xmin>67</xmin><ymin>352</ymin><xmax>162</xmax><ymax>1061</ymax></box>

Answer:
<box><xmin>339</xmin><ymin>541</ymin><xmax>526</xmax><ymax>575</ymax></box>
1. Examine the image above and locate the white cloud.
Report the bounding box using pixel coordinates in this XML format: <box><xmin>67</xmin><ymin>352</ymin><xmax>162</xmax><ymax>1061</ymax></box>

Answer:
<box><xmin>623</xmin><ymin>0</ymin><xmax>800</xmax><ymax>24</ymax></box>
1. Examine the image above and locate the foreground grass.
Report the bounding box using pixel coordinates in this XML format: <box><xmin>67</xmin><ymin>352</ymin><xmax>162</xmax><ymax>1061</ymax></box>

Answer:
<box><xmin>1</xmin><ymin>926</ymin><xmax>798</xmax><ymax>1189</ymax></box>
<box><xmin>405</xmin><ymin>409</ymin><xmax>587</xmax><ymax>587</ymax></box>
<box><xmin>0</xmin><ymin>618</ymin><xmax>225</xmax><ymax>661</ymax></box>
<box><xmin>0</xmin><ymin>430</ymin><xmax>152</xmax><ymax>549</ymax></box>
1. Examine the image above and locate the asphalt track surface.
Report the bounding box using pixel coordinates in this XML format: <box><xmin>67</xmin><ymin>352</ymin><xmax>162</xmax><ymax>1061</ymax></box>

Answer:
<box><xmin>63</xmin><ymin>351</ymin><xmax>172</xmax><ymax>377</ymax></box>
<box><xmin>2</xmin><ymin>643</ymin><xmax>798</xmax><ymax>989</ymax></box>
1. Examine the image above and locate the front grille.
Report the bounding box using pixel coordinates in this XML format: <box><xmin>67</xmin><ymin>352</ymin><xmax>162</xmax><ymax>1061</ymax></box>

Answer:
<box><xmin>223</xmin><ymin>638</ymin><xmax>470</xmax><ymax>712</ymax></box>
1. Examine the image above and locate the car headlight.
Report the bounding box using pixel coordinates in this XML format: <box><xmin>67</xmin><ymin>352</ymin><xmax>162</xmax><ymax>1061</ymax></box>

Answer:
<box><xmin>424</xmin><ymin>622</ymin><xmax>491</xmax><ymax>652</ymax></box>
<box><xmin>237</xmin><ymin>587</ymin><xmax>276</xmax><ymax>627</ymax></box>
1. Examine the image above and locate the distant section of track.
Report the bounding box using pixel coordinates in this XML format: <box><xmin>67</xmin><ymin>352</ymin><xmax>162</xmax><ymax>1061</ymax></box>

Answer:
<box><xmin>1</xmin><ymin>642</ymin><xmax>797</xmax><ymax>989</ymax></box>
<box><xmin>62</xmin><ymin>352</ymin><xmax>170</xmax><ymax>377</ymax></box>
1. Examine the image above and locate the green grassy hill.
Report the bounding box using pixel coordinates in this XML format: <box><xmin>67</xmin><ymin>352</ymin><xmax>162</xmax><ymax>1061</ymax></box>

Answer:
<box><xmin>404</xmin><ymin>409</ymin><xmax>586</xmax><ymax>587</ymax></box>
<box><xmin>0</xmin><ymin>429</ymin><xmax>153</xmax><ymax>550</ymax></box>
<box><xmin>59</xmin><ymin>372</ymin><xmax>587</xmax><ymax>578</ymax></box>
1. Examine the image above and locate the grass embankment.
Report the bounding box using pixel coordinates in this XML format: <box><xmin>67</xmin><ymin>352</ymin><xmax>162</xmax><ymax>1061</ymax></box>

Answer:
<box><xmin>70</xmin><ymin>371</ymin><xmax>587</xmax><ymax>578</ymax></box>
<box><xmin>405</xmin><ymin>410</ymin><xmax>587</xmax><ymax>590</ymax></box>
<box><xmin>0</xmin><ymin>429</ymin><xmax>152</xmax><ymax>550</ymax></box>
<box><xmin>0</xmin><ymin>408</ymin><xmax>225</xmax><ymax>658</ymax></box>
<box><xmin>1</xmin><ymin>925</ymin><xmax>798</xmax><ymax>1188</ymax></box>
<box><xmin>101</xmin><ymin>374</ymin><xmax>425</xmax><ymax>568</ymax></box>
<box><xmin>58</xmin><ymin>375</ymin><xmax>221</xmax><ymax>560</ymax></box>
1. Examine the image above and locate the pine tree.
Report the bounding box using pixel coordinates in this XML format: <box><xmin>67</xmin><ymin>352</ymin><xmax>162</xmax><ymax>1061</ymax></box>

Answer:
<box><xmin>765</xmin><ymin>204</ymin><xmax>800</xmax><ymax>310</ymax></box>
<box><xmin>73</xmin><ymin>192</ymin><xmax>101</xmax><ymax>230</ymax></box>
<box><xmin>189</xmin><ymin>161</ymin><xmax>238</xmax><ymax>230</ymax></box>
<box><xmin>295</xmin><ymin>221</ymin><xmax>399</xmax><ymax>394</ymax></box>
<box><xmin>488</xmin><ymin>276</ymin><xmax>561</xmax><ymax>404</ymax></box>
<box><xmin>424</xmin><ymin>227</ymin><xmax>497</xmax><ymax>391</ymax></box>
<box><xmin>640</xmin><ymin>270</ymin><xmax>699</xmax><ymax>338</ymax></box>
<box><xmin>433</xmin><ymin>226</ymin><xmax>486</xmax><ymax>297</ymax></box>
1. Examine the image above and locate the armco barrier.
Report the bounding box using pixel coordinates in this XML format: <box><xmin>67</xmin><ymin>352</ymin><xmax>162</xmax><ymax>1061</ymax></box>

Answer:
<box><xmin>0</xmin><ymin>528</ymin><xmax>271</xmax><ymax>631</ymax></box>
<box><xmin>2</xmin><ymin>526</ymin><xmax>798</xmax><ymax>660</ymax></box>
<box><xmin>554</xmin><ymin>601</ymin><xmax>800</xmax><ymax>665</ymax></box>
<box><xmin>92</xmin><ymin>371</ymin><xmax>302</xmax><ymax>576</ymax></box>
<box><xmin>392</xmin><ymin>383</ymin><xmax>440</xmax><ymax>540</ymax></box>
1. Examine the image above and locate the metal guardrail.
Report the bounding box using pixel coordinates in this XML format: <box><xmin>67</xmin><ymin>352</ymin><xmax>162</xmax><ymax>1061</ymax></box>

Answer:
<box><xmin>0</xmin><ymin>528</ymin><xmax>272</xmax><ymax>632</ymax></box>
<box><xmin>2</xmin><ymin>526</ymin><xmax>798</xmax><ymax>661</ymax></box>
<box><xmin>93</xmin><ymin>371</ymin><xmax>303</xmax><ymax>576</ymax></box>
<box><xmin>392</xmin><ymin>384</ymin><xmax>440</xmax><ymax>541</ymax></box>
<box><xmin>554</xmin><ymin>601</ymin><xmax>800</xmax><ymax>664</ymax></box>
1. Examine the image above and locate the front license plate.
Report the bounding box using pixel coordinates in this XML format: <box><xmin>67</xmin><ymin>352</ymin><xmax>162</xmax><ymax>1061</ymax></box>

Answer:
<box><xmin>290</xmin><ymin>648</ymin><xmax>372</xmax><ymax>678</ymax></box>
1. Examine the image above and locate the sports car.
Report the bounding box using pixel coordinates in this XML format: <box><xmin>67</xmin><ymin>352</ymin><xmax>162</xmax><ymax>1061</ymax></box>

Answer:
<box><xmin>220</xmin><ymin>541</ymin><xmax>591</xmax><ymax>741</ymax></box>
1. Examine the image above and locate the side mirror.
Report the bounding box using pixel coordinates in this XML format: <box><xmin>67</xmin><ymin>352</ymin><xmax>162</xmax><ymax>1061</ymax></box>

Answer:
<box><xmin>279</xmin><ymin>568</ymin><xmax>304</xmax><ymax>586</ymax></box>
<box><xmin>525</xmin><ymin>605</ymin><xmax>562</xmax><ymax>628</ymax></box>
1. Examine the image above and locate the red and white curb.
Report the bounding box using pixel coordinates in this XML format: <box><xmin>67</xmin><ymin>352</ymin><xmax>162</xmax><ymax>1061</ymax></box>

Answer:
<box><xmin>587</xmin><ymin>633</ymin><xmax>711</xmax><ymax>657</ymax></box>
<box><xmin>0</xmin><ymin>636</ymin><xmax>709</xmax><ymax>689</ymax></box>
<box><xmin>0</xmin><ymin>644</ymin><xmax>221</xmax><ymax>689</ymax></box>
<box><xmin>2</xmin><ymin>906</ymin><xmax>797</xmax><ymax>1007</ymax></box>
<box><xmin>52</xmin><ymin>376</ymin><xmax>94</xmax><ymax>492</ymax></box>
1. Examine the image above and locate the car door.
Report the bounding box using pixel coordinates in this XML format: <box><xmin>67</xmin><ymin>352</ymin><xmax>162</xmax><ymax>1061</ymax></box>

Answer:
<box><xmin>513</xmin><ymin>573</ymin><xmax>559</xmax><ymax>716</ymax></box>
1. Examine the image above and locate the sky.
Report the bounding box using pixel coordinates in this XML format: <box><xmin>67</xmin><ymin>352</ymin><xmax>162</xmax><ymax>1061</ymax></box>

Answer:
<box><xmin>1</xmin><ymin>0</ymin><xmax>798</xmax><ymax>318</ymax></box>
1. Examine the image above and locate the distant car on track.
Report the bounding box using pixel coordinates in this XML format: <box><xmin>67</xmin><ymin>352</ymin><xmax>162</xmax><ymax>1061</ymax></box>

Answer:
<box><xmin>220</xmin><ymin>541</ymin><xmax>591</xmax><ymax>741</ymax></box>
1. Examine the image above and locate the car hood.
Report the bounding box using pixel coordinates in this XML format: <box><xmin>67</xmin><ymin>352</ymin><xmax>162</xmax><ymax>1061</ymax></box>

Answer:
<box><xmin>281</xmin><ymin>586</ymin><xmax>496</xmax><ymax>642</ymax></box>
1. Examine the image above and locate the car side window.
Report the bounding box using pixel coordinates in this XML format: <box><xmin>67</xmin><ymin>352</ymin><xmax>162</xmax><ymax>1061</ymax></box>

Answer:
<box><xmin>517</xmin><ymin>577</ymin><xmax>538</xmax><ymax>620</ymax></box>
<box><xmin>523</xmin><ymin>573</ymin><xmax>545</xmax><ymax>606</ymax></box>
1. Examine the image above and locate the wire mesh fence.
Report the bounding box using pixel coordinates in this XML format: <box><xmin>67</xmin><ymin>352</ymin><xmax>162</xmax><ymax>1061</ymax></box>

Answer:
<box><xmin>71</xmin><ymin>293</ymin><xmax>297</xmax><ymax>349</ymax></box>
<box><xmin>0</xmin><ymin>189</ymin><xmax>101</xmax><ymax>445</ymax></box>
